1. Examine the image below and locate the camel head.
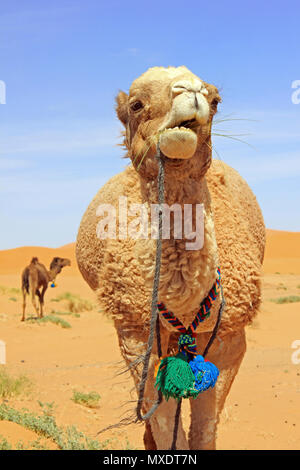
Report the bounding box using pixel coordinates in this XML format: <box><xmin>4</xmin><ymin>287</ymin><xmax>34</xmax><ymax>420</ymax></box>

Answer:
<box><xmin>49</xmin><ymin>257</ymin><xmax>71</xmax><ymax>276</ymax></box>
<box><xmin>116</xmin><ymin>66</ymin><xmax>221</xmax><ymax>180</ymax></box>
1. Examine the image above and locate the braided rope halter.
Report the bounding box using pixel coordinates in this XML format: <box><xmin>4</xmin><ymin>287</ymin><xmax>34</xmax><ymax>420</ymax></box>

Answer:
<box><xmin>136</xmin><ymin>145</ymin><xmax>226</xmax><ymax>450</ymax></box>
<box><xmin>158</xmin><ymin>267</ymin><xmax>221</xmax><ymax>339</ymax></box>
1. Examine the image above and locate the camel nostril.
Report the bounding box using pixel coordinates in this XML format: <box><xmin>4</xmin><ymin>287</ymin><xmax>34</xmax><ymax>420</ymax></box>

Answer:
<box><xmin>172</xmin><ymin>79</ymin><xmax>203</xmax><ymax>96</ymax></box>
<box><xmin>172</xmin><ymin>85</ymin><xmax>187</xmax><ymax>97</ymax></box>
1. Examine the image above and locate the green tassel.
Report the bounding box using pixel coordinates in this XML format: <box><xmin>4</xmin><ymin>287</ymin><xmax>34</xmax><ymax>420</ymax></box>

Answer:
<box><xmin>155</xmin><ymin>352</ymin><xmax>199</xmax><ymax>401</ymax></box>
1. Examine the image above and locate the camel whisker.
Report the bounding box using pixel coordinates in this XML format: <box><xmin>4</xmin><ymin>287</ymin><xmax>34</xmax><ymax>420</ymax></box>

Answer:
<box><xmin>212</xmin><ymin>132</ymin><xmax>256</xmax><ymax>149</ymax></box>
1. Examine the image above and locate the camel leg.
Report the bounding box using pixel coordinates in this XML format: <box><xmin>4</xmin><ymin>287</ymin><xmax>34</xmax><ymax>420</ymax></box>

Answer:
<box><xmin>30</xmin><ymin>289</ymin><xmax>40</xmax><ymax>318</ymax></box>
<box><xmin>143</xmin><ymin>332</ymin><xmax>189</xmax><ymax>450</ymax></box>
<box><xmin>143</xmin><ymin>421</ymin><xmax>157</xmax><ymax>450</ymax></box>
<box><xmin>188</xmin><ymin>328</ymin><xmax>246</xmax><ymax>450</ymax></box>
<box><xmin>114</xmin><ymin>318</ymin><xmax>189</xmax><ymax>450</ymax></box>
<box><xmin>38</xmin><ymin>286</ymin><xmax>47</xmax><ymax>318</ymax></box>
<box><xmin>35</xmin><ymin>290</ymin><xmax>42</xmax><ymax>317</ymax></box>
<box><xmin>145</xmin><ymin>371</ymin><xmax>189</xmax><ymax>450</ymax></box>
<box><xmin>21</xmin><ymin>288</ymin><xmax>27</xmax><ymax>321</ymax></box>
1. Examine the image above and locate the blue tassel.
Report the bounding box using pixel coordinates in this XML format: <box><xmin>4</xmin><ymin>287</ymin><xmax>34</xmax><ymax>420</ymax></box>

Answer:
<box><xmin>189</xmin><ymin>355</ymin><xmax>219</xmax><ymax>393</ymax></box>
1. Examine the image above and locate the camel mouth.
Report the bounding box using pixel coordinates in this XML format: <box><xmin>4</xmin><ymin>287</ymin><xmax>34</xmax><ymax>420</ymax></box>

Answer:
<box><xmin>173</xmin><ymin>118</ymin><xmax>199</xmax><ymax>133</ymax></box>
<box><xmin>163</xmin><ymin>118</ymin><xmax>199</xmax><ymax>135</ymax></box>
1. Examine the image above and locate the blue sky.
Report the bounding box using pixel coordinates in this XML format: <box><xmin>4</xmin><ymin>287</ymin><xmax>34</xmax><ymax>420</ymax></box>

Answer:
<box><xmin>0</xmin><ymin>0</ymin><xmax>299</xmax><ymax>249</ymax></box>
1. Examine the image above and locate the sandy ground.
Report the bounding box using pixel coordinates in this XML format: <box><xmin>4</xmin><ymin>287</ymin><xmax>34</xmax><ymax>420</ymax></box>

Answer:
<box><xmin>0</xmin><ymin>229</ymin><xmax>299</xmax><ymax>450</ymax></box>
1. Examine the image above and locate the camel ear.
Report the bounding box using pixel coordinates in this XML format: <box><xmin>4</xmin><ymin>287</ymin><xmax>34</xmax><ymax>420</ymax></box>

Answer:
<box><xmin>115</xmin><ymin>91</ymin><xmax>129</xmax><ymax>126</ymax></box>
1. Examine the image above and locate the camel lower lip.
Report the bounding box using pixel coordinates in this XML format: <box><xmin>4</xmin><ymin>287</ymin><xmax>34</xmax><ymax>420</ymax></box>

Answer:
<box><xmin>159</xmin><ymin>127</ymin><xmax>197</xmax><ymax>160</ymax></box>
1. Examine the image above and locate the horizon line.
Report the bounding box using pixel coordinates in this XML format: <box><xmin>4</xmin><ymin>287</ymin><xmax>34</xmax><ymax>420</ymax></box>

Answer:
<box><xmin>0</xmin><ymin>227</ymin><xmax>299</xmax><ymax>252</ymax></box>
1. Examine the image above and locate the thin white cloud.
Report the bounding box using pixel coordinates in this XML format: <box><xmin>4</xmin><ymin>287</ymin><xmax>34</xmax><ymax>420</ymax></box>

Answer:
<box><xmin>127</xmin><ymin>48</ymin><xmax>139</xmax><ymax>56</ymax></box>
<box><xmin>0</xmin><ymin>174</ymin><xmax>108</xmax><ymax>196</ymax></box>
<box><xmin>0</xmin><ymin>118</ymin><xmax>121</xmax><ymax>157</ymax></box>
<box><xmin>0</xmin><ymin>5</ymin><xmax>82</xmax><ymax>33</ymax></box>
<box><xmin>226</xmin><ymin>151</ymin><xmax>300</xmax><ymax>183</ymax></box>
<box><xmin>0</xmin><ymin>158</ymin><xmax>32</xmax><ymax>170</ymax></box>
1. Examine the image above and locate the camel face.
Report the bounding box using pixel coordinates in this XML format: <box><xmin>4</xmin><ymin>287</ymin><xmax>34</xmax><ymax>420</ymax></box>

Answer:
<box><xmin>116</xmin><ymin>66</ymin><xmax>221</xmax><ymax>178</ymax></box>
<box><xmin>49</xmin><ymin>257</ymin><xmax>71</xmax><ymax>274</ymax></box>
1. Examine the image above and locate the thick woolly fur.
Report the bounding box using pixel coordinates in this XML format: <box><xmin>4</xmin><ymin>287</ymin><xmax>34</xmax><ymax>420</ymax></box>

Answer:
<box><xmin>76</xmin><ymin>161</ymin><xmax>264</xmax><ymax>337</ymax></box>
<box><xmin>76</xmin><ymin>66</ymin><xmax>265</xmax><ymax>449</ymax></box>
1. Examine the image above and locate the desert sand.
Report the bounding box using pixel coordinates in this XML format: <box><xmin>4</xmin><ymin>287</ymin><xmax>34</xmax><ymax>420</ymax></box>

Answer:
<box><xmin>0</xmin><ymin>229</ymin><xmax>299</xmax><ymax>450</ymax></box>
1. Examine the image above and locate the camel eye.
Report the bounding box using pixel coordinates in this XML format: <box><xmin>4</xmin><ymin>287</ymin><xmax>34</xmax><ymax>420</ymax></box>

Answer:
<box><xmin>211</xmin><ymin>98</ymin><xmax>220</xmax><ymax>108</ymax></box>
<box><xmin>130</xmin><ymin>100</ymin><xmax>143</xmax><ymax>112</ymax></box>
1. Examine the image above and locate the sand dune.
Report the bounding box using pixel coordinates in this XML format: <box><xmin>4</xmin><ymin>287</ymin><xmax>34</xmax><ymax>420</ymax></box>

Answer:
<box><xmin>0</xmin><ymin>245</ymin><xmax>78</xmax><ymax>276</ymax></box>
<box><xmin>263</xmin><ymin>229</ymin><xmax>300</xmax><ymax>274</ymax></box>
<box><xmin>1</xmin><ymin>228</ymin><xmax>299</xmax><ymax>275</ymax></box>
<box><xmin>265</xmin><ymin>229</ymin><xmax>300</xmax><ymax>258</ymax></box>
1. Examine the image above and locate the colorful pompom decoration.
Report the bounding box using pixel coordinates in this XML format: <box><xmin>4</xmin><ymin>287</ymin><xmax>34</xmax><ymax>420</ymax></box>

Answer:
<box><xmin>189</xmin><ymin>355</ymin><xmax>219</xmax><ymax>393</ymax></box>
<box><xmin>154</xmin><ymin>333</ymin><xmax>219</xmax><ymax>401</ymax></box>
<box><xmin>154</xmin><ymin>352</ymin><xmax>199</xmax><ymax>401</ymax></box>
<box><xmin>50</xmin><ymin>282</ymin><xmax>56</xmax><ymax>288</ymax></box>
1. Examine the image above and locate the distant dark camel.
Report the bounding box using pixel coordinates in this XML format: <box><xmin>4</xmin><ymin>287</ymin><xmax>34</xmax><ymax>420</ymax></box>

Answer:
<box><xmin>21</xmin><ymin>257</ymin><xmax>71</xmax><ymax>321</ymax></box>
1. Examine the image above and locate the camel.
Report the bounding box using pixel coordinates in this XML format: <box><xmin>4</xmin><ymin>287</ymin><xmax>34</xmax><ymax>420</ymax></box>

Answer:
<box><xmin>76</xmin><ymin>66</ymin><xmax>265</xmax><ymax>450</ymax></box>
<box><xmin>21</xmin><ymin>256</ymin><xmax>71</xmax><ymax>321</ymax></box>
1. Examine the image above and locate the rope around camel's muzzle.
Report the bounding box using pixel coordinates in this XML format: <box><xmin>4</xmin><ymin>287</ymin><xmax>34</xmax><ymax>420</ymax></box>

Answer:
<box><xmin>135</xmin><ymin>145</ymin><xmax>226</xmax><ymax>450</ymax></box>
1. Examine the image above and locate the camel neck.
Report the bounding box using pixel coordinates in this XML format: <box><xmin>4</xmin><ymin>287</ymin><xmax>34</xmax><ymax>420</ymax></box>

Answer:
<box><xmin>137</xmin><ymin>171</ymin><xmax>220</xmax><ymax>327</ymax></box>
<box><xmin>140</xmin><ymin>172</ymin><xmax>210</xmax><ymax>207</ymax></box>
<box><xmin>47</xmin><ymin>269</ymin><xmax>59</xmax><ymax>282</ymax></box>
